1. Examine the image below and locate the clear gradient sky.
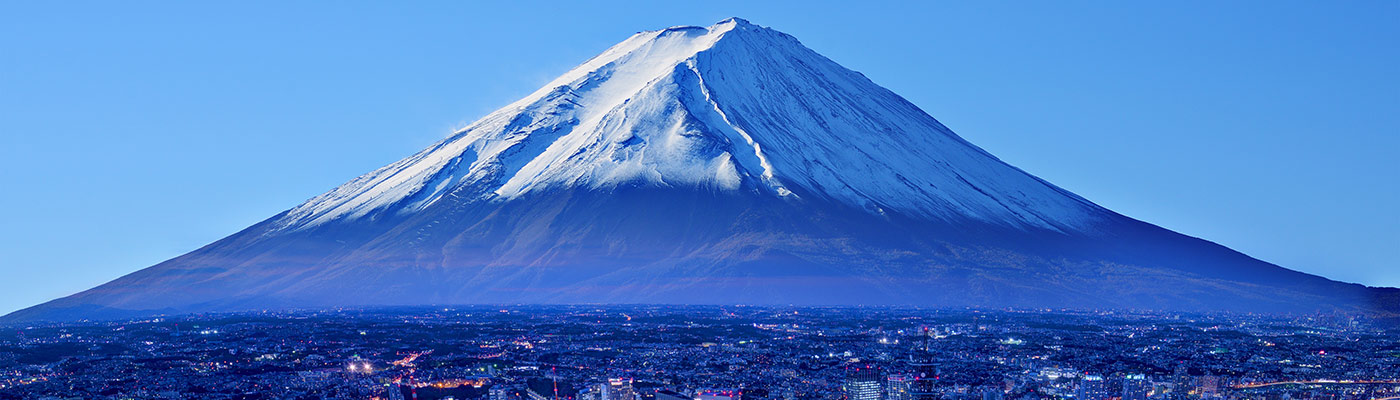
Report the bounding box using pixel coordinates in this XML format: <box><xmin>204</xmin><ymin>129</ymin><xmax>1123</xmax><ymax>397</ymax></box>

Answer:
<box><xmin>2</xmin><ymin>1</ymin><xmax>1397</xmax><ymax>315</ymax></box>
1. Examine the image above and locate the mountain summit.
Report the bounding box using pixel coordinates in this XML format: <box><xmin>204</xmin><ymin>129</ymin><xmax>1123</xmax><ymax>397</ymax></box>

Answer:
<box><xmin>7</xmin><ymin>19</ymin><xmax>1393</xmax><ymax>322</ymax></box>
<box><xmin>276</xmin><ymin>17</ymin><xmax>1103</xmax><ymax>233</ymax></box>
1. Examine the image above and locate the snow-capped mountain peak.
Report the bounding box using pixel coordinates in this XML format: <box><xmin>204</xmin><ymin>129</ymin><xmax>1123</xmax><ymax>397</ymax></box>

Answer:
<box><xmin>274</xmin><ymin>18</ymin><xmax>1106</xmax><ymax>232</ymax></box>
<box><xmin>10</xmin><ymin>18</ymin><xmax>1390</xmax><ymax>323</ymax></box>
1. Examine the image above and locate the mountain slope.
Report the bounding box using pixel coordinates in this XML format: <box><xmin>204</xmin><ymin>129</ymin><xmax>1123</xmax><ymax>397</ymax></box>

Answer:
<box><xmin>6</xmin><ymin>18</ymin><xmax>1393</xmax><ymax>323</ymax></box>
<box><xmin>274</xmin><ymin>18</ymin><xmax>1106</xmax><ymax>233</ymax></box>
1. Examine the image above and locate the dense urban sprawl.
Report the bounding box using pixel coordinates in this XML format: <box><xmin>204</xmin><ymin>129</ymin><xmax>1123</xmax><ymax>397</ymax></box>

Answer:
<box><xmin>1</xmin><ymin>306</ymin><xmax>1396</xmax><ymax>399</ymax></box>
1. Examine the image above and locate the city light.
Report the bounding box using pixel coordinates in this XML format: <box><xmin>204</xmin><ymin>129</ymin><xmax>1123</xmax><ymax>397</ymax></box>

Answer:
<box><xmin>2</xmin><ymin>307</ymin><xmax>1393</xmax><ymax>398</ymax></box>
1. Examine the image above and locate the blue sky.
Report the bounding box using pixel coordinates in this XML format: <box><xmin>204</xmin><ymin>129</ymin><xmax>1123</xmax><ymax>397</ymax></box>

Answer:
<box><xmin>1</xmin><ymin>1</ymin><xmax>1396</xmax><ymax>315</ymax></box>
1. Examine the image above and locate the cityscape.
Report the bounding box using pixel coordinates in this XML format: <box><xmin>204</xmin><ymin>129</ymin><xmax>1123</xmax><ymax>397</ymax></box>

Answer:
<box><xmin>1</xmin><ymin>306</ymin><xmax>1396</xmax><ymax>399</ymax></box>
<box><xmin>4</xmin><ymin>4</ymin><xmax>1397</xmax><ymax>400</ymax></box>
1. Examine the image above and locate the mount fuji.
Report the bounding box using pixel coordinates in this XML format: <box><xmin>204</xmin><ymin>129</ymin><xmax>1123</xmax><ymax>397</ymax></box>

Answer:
<box><xmin>7</xmin><ymin>18</ymin><xmax>1394</xmax><ymax>322</ymax></box>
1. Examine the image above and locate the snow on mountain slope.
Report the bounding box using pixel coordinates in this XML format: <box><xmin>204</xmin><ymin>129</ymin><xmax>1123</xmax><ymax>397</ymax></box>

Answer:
<box><xmin>7</xmin><ymin>18</ymin><xmax>1397</xmax><ymax>324</ymax></box>
<box><xmin>275</xmin><ymin>18</ymin><xmax>1108</xmax><ymax>233</ymax></box>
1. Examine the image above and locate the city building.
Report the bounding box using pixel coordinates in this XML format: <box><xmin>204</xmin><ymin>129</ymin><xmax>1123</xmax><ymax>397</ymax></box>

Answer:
<box><xmin>904</xmin><ymin>352</ymin><xmax>940</xmax><ymax>400</ymax></box>
<box><xmin>580</xmin><ymin>385</ymin><xmax>602</xmax><ymax>400</ymax></box>
<box><xmin>1122</xmin><ymin>374</ymin><xmax>1149</xmax><ymax>400</ymax></box>
<box><xmin>885</xmin><ymin>375</ymin><xmax>913</xmax><ymax>400</ymax></box>
<box><xmin>1197</xmin><ymin>375</ymin><xmax>1220</xmax><ymax>399</ymax></box>
<box><xmin>604</xmin><ymin>377</ymin><xmax>637</xmax><ymax>400</ymax></box>
<box><xmin>1076</xmin><ymin>375</ymin><xmax>1110</xmax><ymax>400</ymax></box>
<box><xmin>842</xmin><ymin>367</ymin><xmax>880</xmax><ymax>400</ymax></box>
<box><xmin>695</xmin><ymin>388</ymin><xmax>741</xmax><ymax>400</ymax></box>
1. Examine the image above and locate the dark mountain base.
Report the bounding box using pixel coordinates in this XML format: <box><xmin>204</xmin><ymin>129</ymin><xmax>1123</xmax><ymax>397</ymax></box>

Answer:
<box><xmin>6</xmin><ymin>187</ymin><xmax>1391</xmax><ymax>324</ymax></box>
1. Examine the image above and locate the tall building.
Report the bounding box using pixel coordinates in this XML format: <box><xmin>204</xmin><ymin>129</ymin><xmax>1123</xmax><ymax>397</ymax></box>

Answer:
<box><xmin>842</xmin><ymin>366</ymin><xmax>881</xmax><ymax>400</ymax></box>
<box><xmin>905</xmin><ymin>353</ymin><xmax>940</xmax><ymax>400</ymax></box>
<box><xmin>1076</xmin><ymin>375</ymin><xmax>1110</xmax><ymax>400</ymax></box>
<box><xmin>1122</xmin><ymin>374</ymin><xmax>1149</xmax><ymax>400</ymax></box>
<box><xmin>492</xmin><ymin>386</ymin><xmax>512</xmax><ymax>400</ymax></box>
<box><xmin>885</xmin><ymin>375</ymin><xmax>913</xmax><ymax>400</ymax></box>
<box><xmin>902</xmin><ymin>327</ymin><xmax>945</xmax><ymax>400</ymax></box>
<box><xmin>580</xmin><ymin>386</ymin><xmax>602</xmax><ymax>400</ymax></box>
<box><xmin>386</xmin><ymin>383</ymin><xmax>407</xmax><ymax>400</ymax></box>
<box><xmin>1169</xmin><ymin>364</ymin><xmax>1190</xmax><ymax>400</ymax></box>
<box><xmin>603</xmin><ymin>378</ymin><xmax>637</xmax><ymax>400</ymax></box>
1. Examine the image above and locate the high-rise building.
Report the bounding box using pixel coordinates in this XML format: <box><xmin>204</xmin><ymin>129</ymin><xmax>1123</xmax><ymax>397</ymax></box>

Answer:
<box><xmin>843</xmin><ymin>366</ymin><xmax>881</xmax><ymax>400</ymax></box>
<box><xmin>603</xmin><ymin>378</ymin><xmax>637</xmax><ymax>400</ymax></box>
<box><xmin>580</xmin><ymin>386</ymin><xmax>602</xmax><ymax>400</ymax></box>
<box><xmin>903</xmin><ymin>327</ymin><xmax>944</xmax><ymax>400</ymax></box>
<box><xmin>1169</xmin><ymin>364</ymin><xmax>1190</xmax><ymax>400</ymax></box>
<box><xmin>1076</xmin><ymin>375</ymin><xmax>1110</xmax><ymax>400</ymax></box>
<box><xmin>491</xmin><ymin>386</ymin><xmax>512</xmax><ymax>400</ymax></box>
<box><xmin>1122</xmin><ymin>374</ymin><xmax>1149</xmax><ymax>400</ymax></box>
<box><xmin>386</xmin><ymin>383</ymin><xmax>407</xmax><ymax>400</ymax></box>
<box><xmin>885</xmin><ymin>375</ymin><xmax>913</xmax><ymax>400</ymax></box>
<box><xmin>905</xmin><ymin>354</ymin><xmax>940</xmax><ymax>400</ymax></box>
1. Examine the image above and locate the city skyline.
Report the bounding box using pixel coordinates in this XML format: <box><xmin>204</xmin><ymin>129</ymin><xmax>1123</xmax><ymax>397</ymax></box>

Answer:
<box><xmin>2</xmin><ymin>3</ymin><xmax>1398</xmax><ymax>399</ymax></box>
<box><xmin>2</xmin><ymin>305</ymin><xmax>1395</xmax><ymax>398</ymax></box>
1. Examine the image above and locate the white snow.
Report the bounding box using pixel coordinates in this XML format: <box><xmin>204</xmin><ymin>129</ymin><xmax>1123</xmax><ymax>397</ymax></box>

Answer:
<box><xmin>274</xmin><ymin>18</ymin><xmax>1107</xmax><ymax>233</ymax></box>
